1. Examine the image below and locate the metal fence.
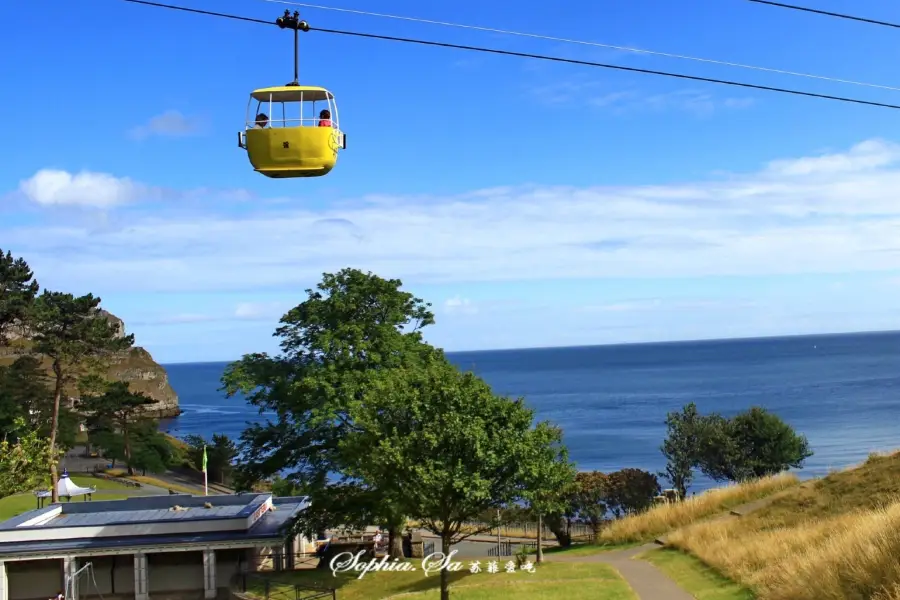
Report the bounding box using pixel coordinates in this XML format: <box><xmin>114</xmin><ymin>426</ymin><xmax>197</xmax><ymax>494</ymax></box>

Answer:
<box><xmin>231</xmin><ymin>572</ymin><xmax>335</xmax><ymax>600</ymax></box>
<box><xmin>459</xmin><ymin>520</ymin><xmax>595</xmax><ymax>539</ymax></box>
<box><xmin>486</xmin><ymin>540</ymin><xmax>539</xmax><ymax>557</ymax></box>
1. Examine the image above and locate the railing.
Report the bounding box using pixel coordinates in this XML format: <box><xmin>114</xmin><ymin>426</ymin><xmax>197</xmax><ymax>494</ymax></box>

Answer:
<box><xmin>245</xmin><ymin>552</ymin><xmax>321</xmax><ymax>573</ymax></box>
<box><xmin>487</xmin><ymin>541</ymin><xmax>513</xmax><ymax>557</ymax></box>
<box><xmin>485</xmin><ymin>541</ymin><xmax>539</xmax><ymax>557</ymax></box>
<box><xmin>231</xmin><ymin>572</ymin><xmax>336</xmax><ymax>600</ymax></box>
<box><xmin>454</xmin><ymin>520</ymin><xmax>595</xmax><ymax>540</ymax></box>
<box><xmin>423</xmin><ymin>542</ymin><xmax>434</xmax><ymax>556</ymax></box>
<box><xmin>245</xmin><ymin>117</ymin><xmax>339</xmax><ymax>129</ymax></box>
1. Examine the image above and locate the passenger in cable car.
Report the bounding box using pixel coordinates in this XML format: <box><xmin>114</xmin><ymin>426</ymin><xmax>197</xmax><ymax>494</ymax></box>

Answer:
<box><xmin>317</xmin><ymin>109</ymin><xmax>332</xmax><ymax>127</ymax></box>
<box><xmin>254</xmin><ymin>113</ymin><xmax>269</xmax><ymax>128</ymax></box>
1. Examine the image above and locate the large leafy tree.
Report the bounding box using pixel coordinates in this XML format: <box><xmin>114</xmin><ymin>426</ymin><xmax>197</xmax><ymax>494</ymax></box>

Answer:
<box><xmin>0</xmin><ymin>356</ymin><xmax>78</xmax><ymax>448</ymax></box>
<box><xmin>662</xmin><ymin>403</ymin><xmax>812</xmax><ymax>492</ymax></box>
<box><xmin>0</xmin><ymin>248</ymin><xmax>39</xmax><ymax>343</ymax></box>
<box><xmin>79</xmin><ymin>381</ymin><xmax>155</xmax><ymax>475</ymax></box>
<box><xmin>698</xmin><ymin>406</ymin><xmax>812</xmax><ymax>482</ymax></box>
<box><xmin>347</xmin><ymin>362</ymin><xmax>569</xmax><ymax>600</ymax></box>
<box><xmin>605</xmin><ymin>468</ymin><xmax>661</xmax><ymax>517</ymax></box>
<box><xmin>29</xmin><ymin>292</ymin><xmax>134</xmax><ymax>501</ymax></box>
<box><xmin>222</xmin><ymin>268</ymin><xmax>436</xmax><ymax>558</ymax></box>
<box><xmin>0</xmin><ymin>418</ymin><xmax>58</xmax><ymax>498</ymax></box>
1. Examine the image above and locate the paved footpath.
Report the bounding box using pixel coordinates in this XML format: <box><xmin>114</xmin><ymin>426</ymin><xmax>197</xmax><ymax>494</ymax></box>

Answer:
<box><xmin>546</xmin><ymin>484</ymin><xmax>812</xmax><ymax>599</ymax></box>
<box><xmin>546</xmin><ymin>543</ymin><xmax>692</xmax><ymax>600</ymax></box>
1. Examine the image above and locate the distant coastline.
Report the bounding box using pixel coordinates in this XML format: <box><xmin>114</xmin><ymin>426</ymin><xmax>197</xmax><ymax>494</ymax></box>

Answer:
<box><xmin>159</xmin><ymin>328</ymin><xmax>900</xmax><ymax>366</ymax></box>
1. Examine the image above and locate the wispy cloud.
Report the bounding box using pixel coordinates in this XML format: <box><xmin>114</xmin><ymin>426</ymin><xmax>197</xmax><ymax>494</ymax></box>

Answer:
<box><xmin>233</xmin><ymin>302</ymin><xmax>287</xmax><ymax>320</ymax></box>
<box><xmin>581</xmin><ymin>299</ymin><xmax>758</xmax><ymax>313</ymax></box>
<box><xmin>530</xmin><ymin>77</ymin><xmax>754</xmax><ymax>116</ymax></box>
<box><xmin>444</xmin><ymin>296</ymin><xmax>478</xmax><ymax>315</ymax></box>
<box><xmin>132</xmin><ymin>302</ymin><xmax>289</xmax><ymax>327</ymax></box>
<box><xmin>128</xmin><ymin>110</ymin><xmax>204</xmax><ymax>140</ymax></box>
<box><xmin>5</xmin><ymin>139</ymin><xmax>900</xmax><ymax>297</ymax></box>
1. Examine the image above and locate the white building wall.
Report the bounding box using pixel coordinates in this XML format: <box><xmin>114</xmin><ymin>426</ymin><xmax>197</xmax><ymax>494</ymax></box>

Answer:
<box><xmin>147</xmin><ymin>552</ymin><xmax>204</xmax><ymax>594</ymax></box>
<box><xmin>0</xmin><ymin>561</ymin><xmax>8</xmax><ymax>600</ymax></box>
<box><xmin>7</xmin><ymin>559</ymin><xmax>61</xmax><ymax>600</ymax></box>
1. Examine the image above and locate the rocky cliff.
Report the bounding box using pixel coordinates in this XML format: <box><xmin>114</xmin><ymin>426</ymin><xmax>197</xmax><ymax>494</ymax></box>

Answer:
<box><xmin>0</xmin><ymin>310</ymin><xmax>180</xmax><ymax>418</ymax></box>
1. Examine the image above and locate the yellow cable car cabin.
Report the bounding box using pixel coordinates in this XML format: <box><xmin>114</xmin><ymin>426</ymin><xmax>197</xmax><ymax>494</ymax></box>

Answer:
<box><xmin>238</xmin><ymin>86</ymin><xmax>346</xmax><ymax>178</ymax></box>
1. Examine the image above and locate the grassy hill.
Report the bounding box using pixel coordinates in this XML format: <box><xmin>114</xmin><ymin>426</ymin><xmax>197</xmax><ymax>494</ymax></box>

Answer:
<box><xmin>655</xmin><ymin>451</ymin><xmax>900</xmax><ymax>600</ymax></box>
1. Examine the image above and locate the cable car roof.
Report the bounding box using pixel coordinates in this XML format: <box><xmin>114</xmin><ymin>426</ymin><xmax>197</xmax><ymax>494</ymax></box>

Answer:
<box><xmin>250</xmin><ymin>86</ymin><xmax>333</xmax><ymax>102</ymax></box>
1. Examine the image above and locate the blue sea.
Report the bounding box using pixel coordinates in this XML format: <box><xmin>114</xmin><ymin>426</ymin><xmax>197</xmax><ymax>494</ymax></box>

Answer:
<box><xmin>160</xmin><ymin>331</ymin><xmax>900</xmax><ymax>492</ymax></box>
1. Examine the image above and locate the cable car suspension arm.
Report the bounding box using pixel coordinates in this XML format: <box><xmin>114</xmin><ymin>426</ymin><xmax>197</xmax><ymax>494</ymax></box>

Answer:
<box><xmin>276</xmin><ymin>10</ymin><xmax>309</xmax><ymax>86</ymax></box>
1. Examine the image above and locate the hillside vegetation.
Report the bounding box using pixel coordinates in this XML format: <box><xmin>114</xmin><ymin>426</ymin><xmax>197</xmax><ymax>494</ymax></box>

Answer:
<box><xmin>599</xmin><ymin>472</ymin><xmax>798</xmax><ymax>544</ymax></box>
<box><xmin>665</xmin><ymin>451</ymin><xmax>900</xmax><ymax>600</ymax></box>
<box><xmin>0</xmin><ymin>338</ymin><xmax>179</xmax><ymax>418</ymax></box>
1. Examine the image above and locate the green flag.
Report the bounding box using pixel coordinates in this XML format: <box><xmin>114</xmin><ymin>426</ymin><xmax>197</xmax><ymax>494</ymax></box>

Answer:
<box><xmin>202</xmin><ymin>445</ymin><xmax>208</xmax><ymax>473</ymax></box>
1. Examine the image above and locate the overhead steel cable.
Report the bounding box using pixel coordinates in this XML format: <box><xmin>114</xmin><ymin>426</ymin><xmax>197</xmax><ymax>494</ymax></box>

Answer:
<box><xmin>260</xmin><ymin>0</ymin><xmax>900</xmax><ymax>93</ymax></box>
<box><xmin>747</xmin><ymin>0</ymin><xmax>900</xmax><ymax>29</ymax></box>
<box><xmin>120</xmin><ymin>0</ymin><xmax>900</xmax><ymax>111</ymax></box>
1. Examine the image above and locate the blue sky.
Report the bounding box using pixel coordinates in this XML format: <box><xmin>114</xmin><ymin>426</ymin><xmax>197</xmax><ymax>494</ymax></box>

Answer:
<box><xmin>3</xmin><ymin>0</ymin><xmax>900</xmax><ymax>363</ymax></box>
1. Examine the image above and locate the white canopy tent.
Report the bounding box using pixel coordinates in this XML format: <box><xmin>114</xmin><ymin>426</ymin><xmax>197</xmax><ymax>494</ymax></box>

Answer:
<box><xmin>35</xmin><ymin>470</ymin><xmax>97</xmax><ymax>507</ymax></box>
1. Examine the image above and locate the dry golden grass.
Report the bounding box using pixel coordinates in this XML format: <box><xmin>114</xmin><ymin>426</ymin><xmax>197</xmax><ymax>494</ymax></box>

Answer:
<box><xmin>665</xmin><ymin>451</ymin><xmax>900</xmax><ymax>600</ymax></box>
<box><xmin>599</xmin><ymin>472</ymin><xmax>797</xmax><ymax>544</ymax></box>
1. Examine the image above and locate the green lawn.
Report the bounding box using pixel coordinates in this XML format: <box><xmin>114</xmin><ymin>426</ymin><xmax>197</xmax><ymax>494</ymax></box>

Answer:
<box><xmin>70</xmin><ymin>475</ymin><xmax>135</xmax><ymax>491</ymax></box>
<box><xmin>640</xmin><ymin>548</ymin><xmax>754</xmax><ymax>600</ymax></box>
<box><xmin>0</xmin><ymin>476</ymin><xmax>137</xmax><ymax>521</ymax></box>
<box><xmin>539</xmin><ymin>542</ymin><xmax>639</xmax><ymax>557</ymax></box>
<box><xmin>248</xmin><ymin>561</ymin><xmax>636</xmax><ymax>599</ymax></box>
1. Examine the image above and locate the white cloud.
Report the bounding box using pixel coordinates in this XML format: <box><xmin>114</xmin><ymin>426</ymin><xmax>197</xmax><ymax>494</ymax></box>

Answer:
<box><xmin>18</xmin><ymin>169</ymin><xmax>142</xmax><ymax>208</ymax></box>
<box><xmin>6</xmin><ymin>139</ymin><xmax>900</xmax><ymax>294</ymax></box>
<box><xmin>764</xmin><ymin>139</ymin><xmax>900</xmax><ymax>177</ymax></box>
<box><xmin>234</xmin><ymin>302</ymin><xmax>286</xmax><ymax>320</ymax></box>
<box><xmin>444</xmin><ymin>296</ymin><xmax>478</xmax><ymax>315</ymax></box>
<box><xmin>530</xmin><ymin>78</ymin><xmax>754</xmax><ymax>116</ymax></box>
<box><xmin>128</xmin><ymin>110</ymin><xmax>203</xmax><ymax>140</ymax></box>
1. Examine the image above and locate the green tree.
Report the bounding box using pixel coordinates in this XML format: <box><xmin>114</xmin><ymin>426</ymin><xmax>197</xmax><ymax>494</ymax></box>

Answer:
<box><xmin>660</xmin><ymin>402</ymin><xmax>704</xmax><ymax>498</ymax></box>
<box><xmin>0</xmin><ymin>418</ymin><xmax>57</xmax><ymax>498</ymax></box>
<box><xmin>346</xmin><ymin>362</ymin><xmax>567</xmax><ymax>600</ymax></box>
<box><xmin>129</xmin><ymin>420</ymin><xmax>174</xmax><ymax>475</ymax></box>
<box><xmin>0</xmin><ymin>248</ymin><xmax>39</xmax><ymax>343</ymax></box>
<box><xmin>183</xmin><ymin>434</ymin><xmax>238</xmax><ymax>485</ymax></box>
<box><xmin>222</xmin><ymin>268</ymin><xmax>436</xmax><ymax>559</ymax></box>
<box><xmin>698</xmin><ymin>406</ymin><xmax>812</xmax><ymax>482</ymax></box>
<box><xmin>519</xmin><ymin>423</ymin><xmax>576</xmax><ymax>563</ymax></box>
<box><xmin>79</xmin><ymin>381</ymin><xmax>155</xmax><ymax>475</ymax></box>
<box><xmin>571</xmin><ymin>471</ymin><xmax>609</xmax><ymax>536</ymax></box>
<box><xmin>605</xmin><ymin>468</ymin><xmax>660</xmax><ymax>517</ymax></box>
<box><xmin>91</xmin><ymin>428</ymin><xmax>126</xmax><ymax>467</ymax></box>
<box><xmin>29</xmin><ymin>292</ymin><xmax>134</xmax><ymax>500</ymax></box>
<box><xmin>0</xmin><ymin>357</ymin><xmax>77</xmax><ymax>449</ymax></box>
<box><xmin>270</xmin><ymin>475</ymin><xmax>301</xmax><ymax>497</ymax></box>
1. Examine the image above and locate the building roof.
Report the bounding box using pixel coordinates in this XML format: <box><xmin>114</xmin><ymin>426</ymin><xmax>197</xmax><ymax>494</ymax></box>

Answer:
<box><xmin>0</xmin><ymin>494</ymin><xmax>307</xmax><ymax>558</ymax></box>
